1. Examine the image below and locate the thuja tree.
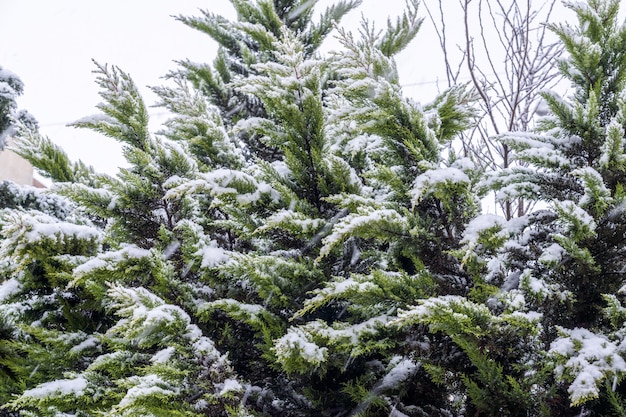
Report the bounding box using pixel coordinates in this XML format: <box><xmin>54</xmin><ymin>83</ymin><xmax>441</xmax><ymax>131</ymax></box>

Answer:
<box><xmin>159</xmin><ymin>2</ymin><xmax>442</xmax><ymax>415</ymax></box>
<box><xmin>279</xmin><ymin>0</ymin><xmax>626</xmax><ymax>416</ymax></box>
<box><xmin>267</xmin><ymin>0</ymin><xmax>547</xmax><ymax>415</ymax></box>
<box><xmin>0</xmin><ymin>1</ymin><xmax>467</xmax><ymax>417</ymax></box>
<box><xmin>2</xmin><ymin>62</ymin><xmax>248</xmax><ymax>416</ymax></box>
<box><xmin>455</xmin><ymin>0</ymin><xmax>626</xmax><ymax>415</ymax></box>
<box><xmin>1</xmin><ymin>1</ymin><xmax>364</xmax><ymax>413</ymax></box>
<box><xmin>264</xmin><ymin>10</ymin><xmax>485</xmax><ymax>417</ymax></box>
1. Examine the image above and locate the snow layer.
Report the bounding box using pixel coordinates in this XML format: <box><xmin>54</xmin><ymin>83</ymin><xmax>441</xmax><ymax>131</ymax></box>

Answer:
<box><xmin>73</xmin><ymin>245</ymin><xmax>151</xmax><ymax>276</ymax></box>
<box><xmin>551</xmin><ymin>327</ymin><xmax>626</xmax><ymax>405</ymax></box>
<box><xmin>274</xmin><ymin>327</ymin><xmax>327</xmax><ymax>366</ymax></box>
<box><xmin>118</xmin><ymin>374</ymin><xmax>177</xmax><ymax>407</ymax></box>
<box><xmin>22</xmin><ymin>376</ymin><xmax>88</xmax><ymax>399</ymax></box>
<box><xmin>411</xmin><ymin>166</ymin><xmax>470</xmax><ymax>205</ymax></box>
<box><xmin>380</xmin><ymin>357</ymin><xmax>419</xmax><ymax>390</ymax></box>
<box><xmin>0</xmin><ymin>278</ymin><xmax>21</xmax><ymax>302</ymax></box>
<box><xmin>218</xmin><ymin>378</ymin><xmax>243</xmax><ymax>396</ymax></box>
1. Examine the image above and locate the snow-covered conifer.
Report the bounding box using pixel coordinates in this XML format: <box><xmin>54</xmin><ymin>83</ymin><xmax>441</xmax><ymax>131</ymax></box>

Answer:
<box><xmin>0</xmin><ymin>66</ymin><xmax>37</xmax><ymax>150</ymax></box>
<box><xmin>2</xmin><ymin>60</ymin><xmax>250</xmax><ymax>415</ymax></box>
<box><xmin>265</xmin><ymin>3</ymin><xmax>489</xmax><ymax>414</ymax></box>
<box><xmin>460</xmin><ymin>0</ymin><xmax>626</xmax><ymax>414</ymax></box>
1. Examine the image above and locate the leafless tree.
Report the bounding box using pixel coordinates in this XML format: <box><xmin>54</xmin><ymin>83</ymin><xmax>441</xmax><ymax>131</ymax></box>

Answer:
<box><xmin>424</xmin><ymin>0</ymin><xmax>563</xmax><ymax>219</ymax></box>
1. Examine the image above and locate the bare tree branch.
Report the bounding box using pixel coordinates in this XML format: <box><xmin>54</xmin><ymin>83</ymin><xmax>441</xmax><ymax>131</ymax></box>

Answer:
<box><xmin>425</xmin><ymin>0</ymin><xmax>563</xmax><ymax>219</ymax></box>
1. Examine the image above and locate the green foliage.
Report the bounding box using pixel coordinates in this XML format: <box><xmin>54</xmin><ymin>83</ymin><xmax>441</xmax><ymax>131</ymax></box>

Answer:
<box><xmin>12</xmin><ymin>127</ymin><xmax>97</xmax><ymax>185</ymax></box>
<box><xmin>174</xmin><ymin>0</ymin><xmax>362</xmax><ymax>160</ymax></box>
<box><xmin>376</xmin><ymin>0</ymin><xmax>422</xmax><ymax>57</ymax></box>
<box><xmin>15</xmin><ymin>0</ymin><xmax>626</xmax><ymax>415</ymax></box>
<box><xmin>395</xmin><ymin>296</ymin><xmax>549</xmax><ymax>416</ymax></box>
<box><xmin>71</xmin><ymin>61</ymin><xmax>150</xmax><ymax>151</ymax></box>
<box><xmin>472</xmin><ymin>1</ymin><xmax>626</xmax><ymax>414</ymax></box>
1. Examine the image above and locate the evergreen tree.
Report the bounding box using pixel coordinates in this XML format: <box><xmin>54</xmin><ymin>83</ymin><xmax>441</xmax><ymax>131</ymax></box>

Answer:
<box><xmin>2</xmin><ymin>62</ymin><xmax>249</xmax><ymax>415</ymax></box>
<box><xmin>16</xmin><ymin>0</ymin><xmax>626</xmax><ymax>415</ymax></box>
<box><xmin>0</xmin><ymin>1</ymin><xmax>403</xmax><ymax>415</ymax></box>
<box><xmin>0</xmin><ymin>0</ymin><xmax>478</xmax><ymax>415</ymax></box>
<box><xmin>455</xmin><ymin>0</ymin><xmax>626</xmax><ymax>414</ymax></box>
<box><xmin>268</xmin><ymin>16</ymin><xmax>487</xmax><ymax>416</ymax></box>
<box><xmin>0</xmin><ymin>66</ymin><xmax>36</xmax><ymax>150</ymax></box>
<box><xmin>276</xmin><ymin>0</ymin><xmax>626</xmax><ymax>415</ymax></box>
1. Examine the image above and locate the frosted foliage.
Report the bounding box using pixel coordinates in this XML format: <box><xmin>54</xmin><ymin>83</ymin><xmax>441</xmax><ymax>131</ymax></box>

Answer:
<box><xmin>260</xmin><ymin>209</ymin><xmax>325</xmax><ymax>235</ymax></box>
<box><xmin>395</xmin><ymin>295</ymin><xmax>477</xmax><ymax>322</ymax></box>
<box><xmin>507</xmin><ymin>310</ymin><xmax>543</xmax><ymax>322</ymax></box>
<box><xmin>486</xmin><ymin>171</ymin><xmax>542</xmax><ymax>202</ymax></box>
<box><xmin>381</xmin><ymin>357</ymin><xmax>419</xmax><ymax>390</ymax></box>
<box><xmin>118</xmin><ymin>374</ymin><xmax>178</xmax><ymax>408</ymax></box>
<box><xmin>106</xmin><ymin>285</ymin><xmax>220</xmax><ymax>361</ymax></box>
<box><xmin>319</xmin><ymin>208</ymin><xmax>408</xmax><ymax>259</ymax></box>
<box><xmin>555</xmin><ymin>200</ymin><xmax>596</xmax><ymax>234</ymax></box>
<box><xmin>0</xmin><ymin>67</ymin><xmax>23</xmax><ymax>102</ymax></box>
<box><xmin>499</xmin><ymin>131</ymin><xmax>572</xmax><ymax>165</ymax></box>
<box><xmin>73</xmin><ymin>245</ymin><xmax>151</xmax><ymax>276</ymax></box>
<box><xmin>246</xmin><ymin>26</ymin><xmax>320</xmax><ymax>90</ymax></box>
<box><xmin>71</xmin><ymin>113</ymin><xmax>113</xmax><ymax>126</ymax></box>
<box><xmin>22</xmin><ymin>376</ymin><xmax>87</xmax><ymax>399</ymax></box>
<box><xmin>0</xmin><ymin>278</ymin><xmax>21</xmax><ymax>302</ymax></box>
<box><xmin>461</xmin><ymin>214</ymin><xmax>528</xmax><ymax>282</ymax></box>
<box><xmin>484</xmin><ymin>256</ymin><xmax>506</xmax><ymax>283</ymax></box>
<box><xmin>0</xmin><ymin>181</ymin><xmax>72</xmax><ymax>216</ymax></box>
<box><xmin>274</xmin><ymin>327</ymin><xmax>328</xmax><ymax>366</ymax></box>
<box><xmin>343</xmin><ymin>134</ymin><xmax>384</xmax><ymax>157</ymax></box>
<box><xmin>331</xmin><ymin>25</ymin><xmax>399</xmax><ymax>88</ymax></box>
<box><xmin>0</xmin><ymin>212</ymin><xmax>101</xmax><ymax>252</ymax></box>
<box><xmin>539</xmin><ymin>243</ymin><xmax>566</xmax><ymax>264</ymax></box>
<box><xmin>500</xmin><ymin>131</ymin><xmax>555</xmax><ymax>150</ymax></box>
<box><xmin>411</xmin><ymin>166</ymin><xmax>470</xmax><ymax>206</ymax></box>
<box><xmin>110</xmin><ymin>302</ymin><xmax>187</xmax><ymax>342</ymax></box>
<box><xmin>600</xmin><ymin>119</ymin><xmax>626</xmax><ymax>167</ymax></box>
<box><xmin>305</xmin><ymin>277</ymin><xmax>378</xmax><ymax>307</ymax></box>
<box><xmin>462</xmin><ymin>214</ymin><xmax>507</xmax><ymax>246</ymax></box>
<box><xmin>519</xmin><ymin>148</ymin><xmax>569</xmax><ymax>167</ymax></box>
<box><xmin>208</xmin><ymin>299</ymin><xmax>264</xmax><ymax>316</ymax></box>
<box><xmin>395</xmin><ymin>295</ymin><xmax>542</xmax><ymax>330</ymax></box>
<box><xmin>197</xmin><ymin>243</ymin><xmax>230</xmax><ymax>268</ymax></box>
<box><xmin>165</xmin><ymin>168</ymin><xmax>278</xmax><ymax>205</ymax></box>
<box><xmin>521</xmin><ymin>272</ymin><xmax>570</xmax><ymax>301</ymax></box>
<box><xmin>292</xmin><ymin>316</ymin><xmax>389</xmax><ymax>352</ymax></box>
<box><xmin>26</xmin><ymin>221</ymin><xmax>100</xmax><ymax>243</ymax></box>
<box><xmin>69</xmin><ymin>336</ymin><xmax>99</xmax><ymax>354</ymax></box>
<box><xmin>0</xmin><ymin>212</ymin><xmax>101</xmax><ymax>276</ymax></box>
<box><xmin>551</xmin><ymin>327</ymin><xmax>626</xmax><ymax>405</ymax></box>
<box><xmin>218</xmin><ymin>378</ymin><xmax>243</xmax><ymax>396</ymax></box>
<box><xmin>151</xmin><ymin>347</ymin><xmax>175</xmax><ymax>364</ymax></box>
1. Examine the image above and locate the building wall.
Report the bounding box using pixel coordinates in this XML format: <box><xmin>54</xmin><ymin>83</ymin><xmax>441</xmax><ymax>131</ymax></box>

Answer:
<box><xmin>0</xmin><ymin>137</ymin><xmax>35</xmax><ymax>186</ymax></box>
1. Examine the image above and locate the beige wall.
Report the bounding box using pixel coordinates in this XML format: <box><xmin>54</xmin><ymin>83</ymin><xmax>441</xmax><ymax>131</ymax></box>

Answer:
<box><xmin>0</xmin><ymin>137</ymin><xmax>35</xmax><ymax>186</ymax></box>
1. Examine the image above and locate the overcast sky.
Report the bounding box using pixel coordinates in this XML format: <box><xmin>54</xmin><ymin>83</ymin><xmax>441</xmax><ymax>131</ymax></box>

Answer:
<box><xmin>0</xmin><ymin>1</ymin><xmax>566</xmax><ymax>176</ymax></box>
<box><xmin>1</xmin><ymin>1</ymin><xmax>234</xmax><ymax>174</ymax></box>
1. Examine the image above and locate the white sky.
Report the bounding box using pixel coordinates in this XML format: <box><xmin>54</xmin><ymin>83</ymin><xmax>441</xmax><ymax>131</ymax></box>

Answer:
<box><xmin>0</xmin><ymin>1</ymin><xmax>570</xmax><ymax>176</ymax></box>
